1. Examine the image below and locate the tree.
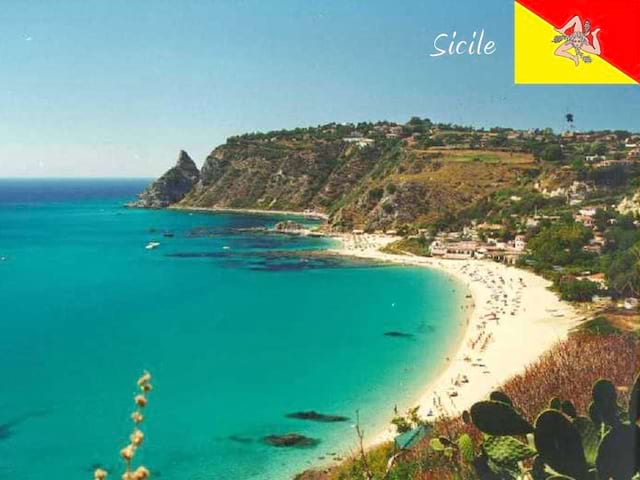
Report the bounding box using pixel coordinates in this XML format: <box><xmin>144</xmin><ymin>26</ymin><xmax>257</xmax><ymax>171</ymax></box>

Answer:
<box><xmin>606</xmin><ymin>242</ymin><xmax>640</xmax><ymax>297</ymax></box>
<box><xmin>559</xmin><ymin>278</ymin><xmax>600</xmax><ymax>302</ymax></box>
<box><xmin>526</xmin><ymin>223</ymin><xmax>593</xmax><ymax>269</ymax></box>
<box><xmin>542</xmin><ymin>144</ymin><xmax>564</xmax><ymax>162</ymax></box>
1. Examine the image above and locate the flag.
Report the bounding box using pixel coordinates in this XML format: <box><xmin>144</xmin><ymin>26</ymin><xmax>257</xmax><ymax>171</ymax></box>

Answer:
<box><xmin>514</xmin><ymin>0</ymin><xmax>640</xmax><ymax>84</ymax></box>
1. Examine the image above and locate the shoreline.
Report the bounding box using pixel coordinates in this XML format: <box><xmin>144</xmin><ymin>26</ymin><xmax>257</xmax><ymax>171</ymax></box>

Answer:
<box><xmin>327</xmin><ymin>233</ymin><xmax>581</xmax><ymax>446</ymax></box>
<box><xmin>167</xmin><ymin>204</ymin><xmax>329</xmax><ymax>220</ymax></box>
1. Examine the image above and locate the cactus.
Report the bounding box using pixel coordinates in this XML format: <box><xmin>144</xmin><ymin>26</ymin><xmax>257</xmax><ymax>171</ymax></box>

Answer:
<box><xmin>462</xmin><ymin>409</ymin><xmax>471</xmax><ymax>425</ymax></box>
<box><xmin>549</xmin><ymin>397</ymin><xmax>562</xmax><ymax>411</ymax></box>
<box><xmin>592</xmin><ymin>379</ymin><xmax>620</xmax><ymax>426</ymax></box>
<box><xmin>489</xmin><ymin>390</ymin><xmax>514</xmax><ymax>406</ymax></box>
<box><xmin>596</xmin><ymin>423</ymin><xmax>640</xmax><ymax>480</ymax></box>
<box><xmin>534</xmin><ymin>409</ymin><xmax>589</xmax><ymax>480</ymax></box>
<box><xmin>470</xmin><ymin>400</ymin><xmax>533</xmax><ymax>436</ymax></box>
<box><xmin>561</xmin><ymin>400</ymin><xmax>577</xmax><ymax>419</ymax></box>
<box><xmin>588</xmin><ymin>400</ymin><xmax>604</xmax><ymax>426</ymax></box>
<box><xmin>430</xmin><ymin>374</ymin><xmax>640</xmax><ymax>480</ymax></box>
<box><xmin>573</xmin><ymin>416</ymin><xmax>600</xmax><ymax>466</ymax></box>
<box><xmin>457</xmin><ymin>433</ymin><xmax>475</xmax><ymax>464</ymax></box>
<box><xmin>629</xmin><ymin>372</ymin><xmax>640</xmax><ymax>424</ymax></box>
<box><xmin>429</xmin><ymin>437</ymin><xmax>446</xmax><ymax>452</ymax></box>
<box><xmin>483</xmin><ymin>435</ymin><xmax>536</xmax><ymax>465</ymax></box>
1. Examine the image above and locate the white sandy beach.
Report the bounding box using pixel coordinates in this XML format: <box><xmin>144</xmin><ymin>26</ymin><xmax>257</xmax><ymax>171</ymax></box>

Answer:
<box><xmin>168</xmin><ymin>204</ymin><xmax>329</xmax><ymax>220</ymax></box>
<box><xmin>329</xmin><ymin>233</ymin><xmax>581</xmax><ymax>445</ymax></box>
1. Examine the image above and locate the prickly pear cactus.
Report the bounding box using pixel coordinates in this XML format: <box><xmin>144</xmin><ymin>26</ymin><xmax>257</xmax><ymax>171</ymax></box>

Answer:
<box><xmin>573</xmin><ymin>416</ymin><xmax>600</xmax><ymax>467</ymax></box>
<box><xmin>561</xmin><ymin>400</ymin><xmax>577</xmax><ymax>419</ymax></box>
<box><xmin>592</xmin><ymin>379</ymin><xmax>620</xmax><ymax>426</ymax></box>
<box><xmin>596</xmin><ymin>423</ymin><xmax>640</xmax><ymax>480</ymax></box>
<box><xmin>490</xmin><ymin>390</ymin><xmax>514</xmax><ymax>406</ymax></box>
<box><xmin>470</xmin><ymin>400</ymin><xmax>533</xmax><ymax>436</ymax></box>
<box><xmin>629</xmin><ymin>372</ymin><xmax>640</xmax><ymax>424</ymax></box>
<box><xmin>483</xmin><ymin>435</ymin><xmax>536</xmax><ymax>465</ymax></box>
<box><xmin>534</xmin><ymin>409</ymin><xmax>589</xmax><ymax>480</ymax></box>
<box><xmin>457</xmin><ymin>433</ymin><xmax>475</xmax><ymax>464</ymax></box>
<box><xmin>549</xmin><ymin>397</ymin><xmax>562</xmax><ymax>411</ymax></box>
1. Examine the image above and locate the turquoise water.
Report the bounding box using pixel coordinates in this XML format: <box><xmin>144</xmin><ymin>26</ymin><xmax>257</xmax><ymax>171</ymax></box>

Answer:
<box><xmin>0</xmin><ymin>179</ymin><xmax>465</xmax><ymax>480</ymax></box>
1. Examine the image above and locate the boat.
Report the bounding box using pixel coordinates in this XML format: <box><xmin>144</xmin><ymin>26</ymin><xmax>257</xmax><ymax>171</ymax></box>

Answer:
<box><xmin>145</xmin><ymin>242</ymin><xmax>160</xmax><ymax>250</ymax></box>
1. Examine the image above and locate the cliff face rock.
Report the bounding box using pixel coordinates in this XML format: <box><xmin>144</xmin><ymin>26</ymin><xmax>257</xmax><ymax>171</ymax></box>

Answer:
<box><xmin>178</xmin><ymin>139</ymin><xmax>376</xmax><ymax>213</ymax></box>
<box><xmin>138</xmin><ymin>132</ymin><xmax>538</xmax><ymax>231</ymax></box>
<box><xmin>129</xmin><ymin>150</ymin><xmax>200</xmax><ymax>208</ymax></box>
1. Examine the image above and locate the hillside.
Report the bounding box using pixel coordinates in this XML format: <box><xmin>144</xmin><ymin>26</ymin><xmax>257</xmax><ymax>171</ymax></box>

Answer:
<box><xmin>131</xmin><ymin>119</ymin><xmax>640</xmax><ymax>231</ymax></box>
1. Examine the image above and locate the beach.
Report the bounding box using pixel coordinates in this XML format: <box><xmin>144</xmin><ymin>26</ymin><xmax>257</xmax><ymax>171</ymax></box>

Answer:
<box><xmin>168</xmin><ymin>204</ymin><xmax>329</xmax><ymax>220</ymax></box>
<box><xmin>329</xmin><ymin>233</ymin><xmax>581</xmax><ymax>445</ymax></box>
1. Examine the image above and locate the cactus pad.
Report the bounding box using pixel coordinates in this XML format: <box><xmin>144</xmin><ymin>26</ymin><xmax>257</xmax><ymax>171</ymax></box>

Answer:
<box><xmin>629</xmin><ymin>372</ymin><xmax>640</xmax><ymax>424</ymax></box>
<box><xmin>573</xmin><ymin>416</ymin><xmax>599</xmax><ymax>466</ymax></box>
<box><xmin>549</xmin><ymin>397</ymin><xmax>562</xmax><ymax>410</ymax></box>
<box><xmin>561</xmin><ymin>400</ymin><xmax>577</xmax><ymax>419</ymax></box>
<box><xmin>470</xmin><ymin>400</ymin><xmax>533</xmax><ymax>436</ymax></box>
<box><xmin>592</xmin><ymin>379</ymin><xmax>619</xmax><ymax>426</ymax></box>
<box><xmin>596</xmin><ymin>423</ymin><xmax>640</xmax><ymax>480</ymax></box>
<box><xmin>490</xmin><ymin>391</ymin><xmax>514</xmax><ymax>406</ymax></box>
<box><xmin>534</xmin><ymin>409</ymin><xmax>588</xmax><ymax>479</ymax></box>
<box><xmin>483</xmin><ymin>435</ymin><xmax>536</xmax><ymax>465</ymax></box>
<box><xmin>457</xmin><ymin>433</ymin><xmax>475</xmax><ymax>464</ymax></box>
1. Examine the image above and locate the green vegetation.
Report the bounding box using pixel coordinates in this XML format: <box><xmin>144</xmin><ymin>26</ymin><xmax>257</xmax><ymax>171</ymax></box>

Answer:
<box><xmin>430</xmin><ymin>374</ymin><xmax>640</xmax><ymax>480</ymax></box>
<box><xmin>558</xmin><ymin>278</ymin><xmax>601</xmax><ymax>302</ymax></box>
<box><xmin>525</xmin><ymin>222</ymin><xmax>594</xmax><ymax>270</ymax></box>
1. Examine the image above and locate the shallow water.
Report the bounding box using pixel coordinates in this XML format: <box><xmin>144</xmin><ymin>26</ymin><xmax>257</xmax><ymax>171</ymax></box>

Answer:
<box><xmin>0</xmin><ymin>179</ymin><xmax>465</xmax><ymax>479</ymax></box>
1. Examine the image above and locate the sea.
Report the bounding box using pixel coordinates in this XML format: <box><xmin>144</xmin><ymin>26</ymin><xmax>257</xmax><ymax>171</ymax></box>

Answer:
<box><xmin>0</xmin><ymin>179</ymin><xmax>465</xmax><ymax>480</ymax></box>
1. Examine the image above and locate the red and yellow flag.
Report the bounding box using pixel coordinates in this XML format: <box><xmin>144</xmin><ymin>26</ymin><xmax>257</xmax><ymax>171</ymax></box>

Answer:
<box><xmin>514</xmin><ymin>0</ymin><xmax>640</xmax><ymax>84</ymax></box>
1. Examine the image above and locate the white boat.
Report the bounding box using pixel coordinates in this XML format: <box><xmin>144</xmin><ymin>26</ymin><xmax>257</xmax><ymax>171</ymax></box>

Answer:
<box><xmin>145</xmin><ymin>242</ymin><xmax>160</xmax><ymax>250</ymax></box>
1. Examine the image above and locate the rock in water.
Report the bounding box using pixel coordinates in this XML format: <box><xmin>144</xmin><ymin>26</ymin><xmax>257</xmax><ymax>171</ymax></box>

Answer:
<box><xmin>285</xmin><ymin>411</ymin><xmax>349</xmax><ymax>423</ymax></box>
<box><xmin>263</xmin><ymin>433</ymin><xmax>319</xmax><ymax>448</ymax></box>
<box><xmin>384</xmin><ymin>331</ymin><xmax>414</xmax><ymax>338</ymax></box>
<box><xmin>274</xmin><ymin>220</ymin><xmax>306</xmax><ymax>231</ymax></box>
<box><xmin>128</xmin><ymin>150</ymin><xmax>200</xmax><ymax>208</ymax></box>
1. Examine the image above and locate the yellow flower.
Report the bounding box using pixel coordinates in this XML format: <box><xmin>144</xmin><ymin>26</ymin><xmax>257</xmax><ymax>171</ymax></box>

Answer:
<box><xmin>131</xmin><ymin>411</ymin><xmax>144</xmax><ymax>423</ymax></box>
<box><xmin>137</xmin><ymin>371</ymin><xmax>152</xmax><ymax>387</ymax></box>
<box><xmin>94</xmin><ymin>468</ymin><xmax>108</xmax><ymax>480</ymax></box>
<box><xmin>132</xmin><ymin>466</ymin><xmax>150</xmax><ymax>479</ymax></box>
<box><xmin>130</xmin><ymin>429</ymin><xmax>144</xmax><ymax>446</ymax></box>
<box><xmin>120</xmin><ymin>444</ymin><xmax>135</xmax><ymax>461</ymax></box>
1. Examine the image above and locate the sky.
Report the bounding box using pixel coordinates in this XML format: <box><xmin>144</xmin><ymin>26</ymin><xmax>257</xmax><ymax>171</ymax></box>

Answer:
<box><xmin>1</xmin><ymin>0</ymin><xmax>639</xmax><ymax>177</ymax></box>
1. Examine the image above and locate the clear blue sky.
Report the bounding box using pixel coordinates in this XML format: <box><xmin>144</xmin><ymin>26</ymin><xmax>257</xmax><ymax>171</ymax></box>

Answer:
<box><xmin>1</xmin><ymin>0</ymin><xmax>639</xmax><ymax>177</ymax></box>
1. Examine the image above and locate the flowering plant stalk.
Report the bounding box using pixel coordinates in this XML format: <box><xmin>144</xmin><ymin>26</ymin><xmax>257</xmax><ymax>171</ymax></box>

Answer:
<box><xmin>94</xmin><ymin>371</ymin><xmax>153</xmax><ymax>480</ymax></box>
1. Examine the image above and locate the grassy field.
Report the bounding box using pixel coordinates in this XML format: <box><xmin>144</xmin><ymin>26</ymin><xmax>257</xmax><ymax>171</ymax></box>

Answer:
<box><xmin>426</xmin><ymin>149</ymin><xmax>535</xmax><ymax>164</ymax></box>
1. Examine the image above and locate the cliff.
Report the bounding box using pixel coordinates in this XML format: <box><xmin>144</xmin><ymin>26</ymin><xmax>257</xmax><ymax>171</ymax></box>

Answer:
<box><xmin>133</xmin><ymin>122</ymin><xmax>553</xmax><ymax>230</ymax></box>
<box><xmin>128</xmin><ymin>150</ymin><xmax>200</xmax><ymax>208</ymax></box>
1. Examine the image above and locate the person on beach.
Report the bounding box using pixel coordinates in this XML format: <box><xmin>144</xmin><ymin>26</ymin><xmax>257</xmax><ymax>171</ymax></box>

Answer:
<box><xmin>553</xmin><ymin>15</ymin><xmax>601</xmax><ymax>66</ymax></box>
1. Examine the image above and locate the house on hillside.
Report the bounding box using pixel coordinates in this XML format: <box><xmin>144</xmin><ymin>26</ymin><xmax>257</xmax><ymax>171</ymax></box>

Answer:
<box><xmin>624</xmin><ymin>298</ymin><xmax>639</xmax><ymax>310</ymax></box>
<box><xmin>343</xmin><ymin>137</ymin><xmax>374</xmax><ymax>148</ymax></box>
<box><xmin>628</xmin><ymin>148</ymin><xmax>640</xmax><ymax>160</ymax></box>
<box><xmin>576</xmin><ymin>272</ymin><xmax>607</xmax><ymax>288</ymax></box>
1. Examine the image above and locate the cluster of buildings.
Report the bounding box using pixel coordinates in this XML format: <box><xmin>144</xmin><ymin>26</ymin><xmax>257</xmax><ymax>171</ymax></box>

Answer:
<box><xmin>428</xmin><ymin>229</ymin><xmax>527</xmax><ymax>264</ymax></box>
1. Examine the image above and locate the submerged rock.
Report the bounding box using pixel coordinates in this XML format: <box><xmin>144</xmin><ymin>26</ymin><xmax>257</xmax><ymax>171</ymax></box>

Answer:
<box><xmin>263</xmin><ymin>433</ymin><xmax>319</xmax><ymax>448</ymax></box>
<box><xmin>384</xmin><ymin>331</ymin><xmax>414</xmax><ymax>338</ymax></box>
<box><xmin>228</xmin><ymin>435</ymin><xmax>254</xmax><ymax>444</ymax></box>
<box><xmin>286</xmin><ymin>411</ymin><xmax>349</xmax><ymax>423</ymax></box>
<box><xmin>128</xmin><ymin>150</ymin><xmax>200</xmax><ymax>208</ymax></box>
<box><xmin>274</xmin><ymin>220</ymin><xmax>306</xmax><ymax>232</ymax></box>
